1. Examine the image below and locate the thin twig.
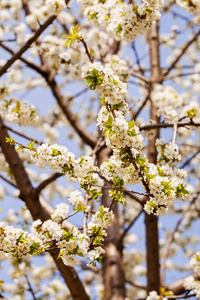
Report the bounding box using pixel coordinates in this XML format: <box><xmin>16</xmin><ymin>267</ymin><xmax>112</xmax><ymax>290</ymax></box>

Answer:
<box><xmin>160</xmin><ymin>196</ymin><xmax>197</xmax><ymax>285</ymax></box>
<box><xmin>164</xmin><ymin>29</ymin><xmax>200</xmax><ymax>77</ymax></box>
<box><xmin>25</xmin><ymin>273</ymin><xmax>37</xmax><ymax>300</ymax></box>
<box><xmin>180</xmin><ymin>148</ymin><xmax>200</xmax><ymax>169</ymax></box>
<box><xmin>66</xmin><ymin>87</ymin><xmax>89</xmax><ymax>102</ymax></box>
<box><xmin>83</xmin><ymin>193</ymin><xmax>89</xmax><ymax>235</ymax></box>
<box><xmin>91</xmin><ymin>182</ymin><xmax>147</xmax><ymax>196</ymax></box>
<box><xmin>0</xmin><ymin>42</ymin><xmax>48</xmax><ymax>77</ymax></box>
<box><xmin>126</xmin><ymin>279</ymin><xmax>146</xmax><ymax>290</ymax></box>
<box><xmin>131</xmin><ymin>41</ymin><xmax>145</xmax><ymax>75</ymax></box>
<box><xmin>172</xmin><ymin>122</ymin><xmax>177</xmax><ymax>143</ymax></box>
<box><xmin>0</xmin><ymin>15</ymin><xmax>57</xmax><ymax>77</ymax></box>
<box><xmin>119</xmin><ymin>209</ymin><xmax>143</xmax><ymax>242</ymax></box>
<box><xmin>79</xmin><ymin>37</ymin><xmax>94</xmax><ymax>63</ymax></box>
<box><xmin>166</xmin><ymin>293</ymin><xmax>196</xmax><ymax>299</ymax></box>
<box><xmin>140</xmin><ymin>121</ymin><xmax>200</xmax><ymax>131</ymax></box>
<box><xmin>133</xmin><ymin>95</ymin><xmax>149</xmax><ymax>119</ymax></box>
<box><xmin>160</xmin><ymin>216</ymin><xmax>184</xmax><ymax>285</ymax></box>
<box><xmin>6</xmin><ymin>126</ymin><xmax>43</xmax><ymax>145</ymax></box>
<box><xmin>0</xmin><ymin>39</ymin><xmax>16</xmax><ymax>42</ymax></box>
<box><xmin>165</xmin><ymin>71</ymin><xmax>200</xmax><ymax>80</ymax></box>
<box><xmin>0</xmin><ymin>174</ymin><xmax>17</xmax><ymax>188</ymax></box>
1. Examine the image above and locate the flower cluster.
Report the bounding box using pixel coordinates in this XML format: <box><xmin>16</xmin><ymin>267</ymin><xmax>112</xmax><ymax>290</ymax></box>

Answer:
<box><xmin>156</xmin><ymin>139</ymin><xmax>181</xmax><ymax>165</ymax></box>
<box><xmin>30</xmin><ymin>143</ymin><xmax>76</xmax><ymax>180</ymax></box>
<box><xmin>0</xmin><ymin>198</ymin><xmax>117</xmax><ymax>268</ymax></box>
<box><xmin>82</xmin><ymin>62</ymin><xmax>143</xmax><ymax>150</ymax></box>
<box><xmin>190</xmin><ymin>252</ymin><xmax>200</xmax><ymax>276</ymax></box>
<box><xmin>31</xmin><ymin>219</ymin><xmax>63</xmax><ymax>242</ymax></box>
<box><xmin>151</xmin><ymin>84</ymin><xmax>183</xmax><ymax>122</ymax></box>
<box><xmin>144</xmin><ymin>139</ymin><xmax>189</xmax><ymax>216</ymax></box>
<box><xmin>0</xmin><ymin>223</ymin><xmax>46</xmax><ymax>259</ymax></box>
<box><xmin>0</xmin><ymin>98</ymin><xmax>39</xmax><ymax>126</ymax></box>
<box><xmin>68</xmin><ymin>190</ymin><xmax>86</xmax><ymax>211</ymax></box>
<box><xmin>146</xmin><ymin>291</ymin><xmax>168</xmax><ymax>300</ymax></box>
<box><xmin>78</xmin><ymin>0</ymin><xmax>164</xmax><ymax>42</ymax></box>
<box><xmin>46</xmin><ymin>0</ymin><xmax>66</xmax><ymax>15</ymax></box>
<box><xmin>184</xmin><ymin>276</ymin><xmax>200</xmax><ymax>299</ymax></box>
<box><xmin>82</xmin><ymin>62</ymin><xmax>190</xmax><ymax>216</ymax></box>
<box><xmin>30</xmin><ymin>204</ymin><xmax>114</xmax><ymax>267</ymax></box>
<box><xmin>87</xmin><ymin>206</ymin><xmax>114</xmax><ymax>265</ymax></box>
<box><xmin>105</xmin><ymin>55</ymin><xmax>130</xmax><ymax>83</ymax></box>
<box><xmin>51</xmin><ymin>203</ymin><xmax>69</xmax><ymax>223</ymax></box>
<box><xmin>30</xmin><ymin>144</ymin><xmax>100</xmax><ymax>183</ymax></box>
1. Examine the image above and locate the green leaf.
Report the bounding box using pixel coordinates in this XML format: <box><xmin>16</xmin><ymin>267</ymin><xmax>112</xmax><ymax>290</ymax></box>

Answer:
<box><xmin>176</xmin><ymin>184</ymin><xmax>189</xmax><ymax>196</ymax></box>
<box><xmin>128</xmin><ymin>119</ymin><xmax>135</xmax><ymax>129</ymax></box>
<box><xmin>64</xmin><ymin>24</ymin><xmax>80</xmax><ymax>48</ymax></box>
<box><xmin>85</xmin><ymin>68</ymin><xmax>103</xmax><ymax>90</ymax></box>
<box><xmin>57</xmin><ymin>250</ymin><xmax>64</xmax><ymax>259</ymax></box>
<box><xmin>107</xmin><ymin>115</ymin><xmax>113</xmax><ymax>126</ymax></box>
<box><xmin>6</xmin><ymin>133</ymin><xmax>16</xmax><ymax>145</ymax></box>
<box><xmin>116</xmin><ymin>23</ymin><xmax>122</xmax><ymax>35</ymax></box>
<box><xmin>51</xmin><ymin>148</ymin><xmax>61</xmax><ymax>157</ymax></box>
<box><xmin>27</xmin><ymin>140</ymin><xmax>35</xmax><ymax>151</ymax></box>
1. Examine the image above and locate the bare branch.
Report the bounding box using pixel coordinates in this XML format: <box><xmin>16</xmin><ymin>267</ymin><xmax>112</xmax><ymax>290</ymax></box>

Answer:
<box><xmin>133</xmin><ymin>95</ymin><xmax>149</xmax><ymax>120</ymax></box>
<box><xmin>79</xmin><ymin>37</ymin><xmax>94</xmax><ymax>63</ymax></box>
<box><xmin>24</xmin><ymin>273</ymin><xmax>37</xmax><ymax>300</ymax></box>
<box><xmin>35</xmin><ymin>172</ymin><xmax>63</xmax><ymax>194</ymax></box>
<box><xmin>0</xmin><ymin>42</ymin><xmax>48</xmax><ymax>77</ymax></box>
<box><xmin>131</xmin><ymin>71</ymin><xmax>150</xmax><ymax>84</ymax></box>
<box><xmin>6</xmin><ymin>125</ymin><xmax>43</xmax><ymax>145</ymax></box>
<box><xmin>164</xmin><ymin>29</ymin><xmax>200</xmax><ymax>77</ymax></box>
<box><xmin>140</xmin><ymin>121</ymin><xmax>200</xmax><ymax>131</ymax></box>
<box><xmin>0</xmin><ymin>15</ymin><xmax>57</xmax><ymax>77</ymax></box>
<box><xmin>126</xmin><ymin>279</ymin><xmax>146</xmax><ymax>290</ymax></box>
<box><xmin>180</xmin><ymin>148</ymin><xmax>200</xmax><ymax>169</ymax></box>
<box><xmin>131</xmin><ymin>41</ymin><xmax>144</xmax><ymax>75</ymax></box>
<box><xmin>46</xmin><ymin>76</ymin><xmax>97</xmax><ymax>148</ymax></box>
<box><xmin>0</xmin><ymin>174</ymin><xmax>17</xmax><ymax>189</ymax></box>
<box><xmin>160</xmin><ymin>215</ymin><xmax>183</xmax><ymax>285</ymax></box>
<box><xmin>119</xmin><ymin>209</ymin><xmax>143</xmax><ymax>242</ymax></box>
<box><xmin>172</xmin><ymin>122</ymin><xmax>178</xmax><ymax>143</ymax></box>
<box><xmin>165</xmin><ymin>71</ymin><xmax>200</xmax><ymax>80</ymax></box>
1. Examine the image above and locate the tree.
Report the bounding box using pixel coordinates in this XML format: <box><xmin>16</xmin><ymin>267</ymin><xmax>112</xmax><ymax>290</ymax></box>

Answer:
<box><xmin>0</xmin><ymin>0</ymin><xmax>200</xmax><ymax>299</ymax></box>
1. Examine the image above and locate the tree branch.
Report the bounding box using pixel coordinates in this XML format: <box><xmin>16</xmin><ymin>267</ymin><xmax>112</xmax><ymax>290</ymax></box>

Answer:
<box><xmin>6</xmin><ymin>125</ymin><xmax>43</xmax><ymax>145</ymax></box>
<box><xmin>133</xmin><ymin>95</ymin><xmax>149</xmax><ymax>120</ymax></box>
<box><xmin>167</xmin><ymin>273</ymin><xmax>199</xmax><ymax>295</ymax></box>
<box><xmin>0</xmin><ymin>15</ymin><xmax>57</xmax><ymax>77</ymax></box>
<box><xmin>145</xmin><ymin>20</ymin><xmax>162</xmax><ymax>293</ymax></box>
<box><xmin>0</xmin><ymin>44</ymin><xmax>98</xmax><ymax>149</ymax></box>
<box><xmin>0</xmin><ymin>116</ymin><xmax>89</xmax><ymax>300</ymax></box>
<box><xmin>0</xmin><ymin>42</ymin><xmax>48</xmax><ymax>77</ymax></box>
<box><xmin>164</xmin><ymin>29</ymin><xmax>200</xmax><ymax>77</ymax></box>
<box><xmin>35</xmin><ymin>172</ymin><xmax>63</xmax><ymax>194</ymax></box>
<box><xmin>119</xmin><ymin>209</ymin><xmax>143</xmax><ymax>243</ymax></box>
<box><xmin>45</xmin><ymin>76</ymin><xmax>97</xmax><ymax>148</ymax></box>
<box><xmin>140</xmin><ymin>121</ymin><xmax>200</xmax><ymax>131</ymax></box>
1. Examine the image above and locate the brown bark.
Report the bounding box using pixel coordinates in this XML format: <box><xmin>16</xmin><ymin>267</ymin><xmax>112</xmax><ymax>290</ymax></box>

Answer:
<box><xmin>167</xmin><ymin>273</ymin><xmax>199</xmax><ymax>295</ymax></box>
<box><xmin>145</xmin><ymin>21</ymin><xmax>162</xmax><ymax>294</ymax></box>
<box><xmin>98</xmin><ymin>148</ymin><xmax>126</xmax><ymax>300</ymax></box>
<box><xmin>0</xmin><ymin>116</ymin><xmax>90</xmax><ymax>300</ymax></box>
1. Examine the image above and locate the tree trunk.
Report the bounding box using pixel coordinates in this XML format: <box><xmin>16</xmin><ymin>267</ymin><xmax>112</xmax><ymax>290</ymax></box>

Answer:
<box><xmin>98</xmin><ymin>147</ymin><xmax>126</xmax><ymax>300</ymax></box>
<box><xmin>145</xmin><ymin>20</ymin><xmax>162</xmax><ymax>294</ymax></box>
